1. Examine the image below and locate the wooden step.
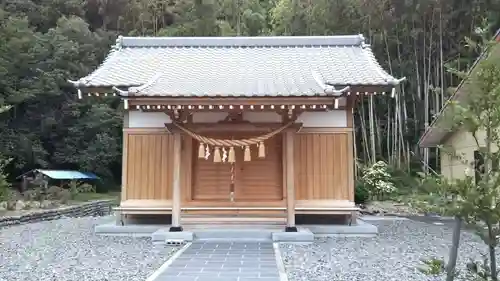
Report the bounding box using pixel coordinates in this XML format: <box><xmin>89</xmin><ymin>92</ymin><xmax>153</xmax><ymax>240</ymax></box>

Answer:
<box><xmin>181</xmin><ymin>215</ymin><xmax>286</xmax><ymax>225</ymax></box>
<box><xmin>181</xmin><ymin>209</ymin><xmax>286</xmax><ymax>216</ymax></box>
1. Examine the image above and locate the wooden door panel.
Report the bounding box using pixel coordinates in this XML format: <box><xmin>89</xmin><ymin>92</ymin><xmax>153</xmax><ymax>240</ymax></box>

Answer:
<box><xmin>191</xmin><ymin>139</ymin><xmax>232</xmax><ymax>200</ymax></box>
<box><xmin>236</xmin><ymin>134</ymin><xmax>283</xmax><ymax>201</ymax></box>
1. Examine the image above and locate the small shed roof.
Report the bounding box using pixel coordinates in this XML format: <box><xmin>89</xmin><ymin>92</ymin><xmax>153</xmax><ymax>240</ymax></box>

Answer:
<box><xmin>70</xmin><ymin>35</ymin><xmax>401</xmax><ymax>97</ymax></box>
<box><xmin>18</xmin><ymin>169</ymin><xmax>99</xmax><ymax>180</ymax></box>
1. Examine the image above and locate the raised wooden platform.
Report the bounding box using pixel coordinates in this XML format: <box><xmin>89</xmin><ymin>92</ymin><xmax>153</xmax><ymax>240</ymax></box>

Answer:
<box><xmin>114</xmin><ymin>199</ymin><xmax>359</xmax><ymax>216</ymax></box>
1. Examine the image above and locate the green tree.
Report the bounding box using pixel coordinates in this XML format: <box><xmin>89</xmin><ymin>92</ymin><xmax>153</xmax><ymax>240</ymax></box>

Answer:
<box><xmin>420</xmin><ymin>32</ymin><xmax>500</xmax><ymax>281</ymax></box>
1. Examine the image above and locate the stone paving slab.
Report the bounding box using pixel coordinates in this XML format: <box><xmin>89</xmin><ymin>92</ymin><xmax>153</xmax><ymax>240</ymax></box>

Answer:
<box><xmin>154</xmin><ymin>241</ymin><xmax>282</xmax><ymax>281</ymax></box>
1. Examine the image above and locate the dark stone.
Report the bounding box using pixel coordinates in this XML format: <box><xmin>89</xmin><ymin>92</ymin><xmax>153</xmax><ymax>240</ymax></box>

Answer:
<box><xmin>285</xmin><ymin>226</ymin><xmax>298</xmax><ymax>232</ymax></box>
<box><xmin>425</xmin><ymin>212</ymin><xmax>440</xmax><ymax>217</ymax></box>
<box><xmin>170</xmin><ymin>226</ymin><xmax>183</xmax><ymax>232</ymax></box>
<box><xmin>0</xmin><ymin>200</ymin><xmax>113</xmax><ymax>229</ymax></box>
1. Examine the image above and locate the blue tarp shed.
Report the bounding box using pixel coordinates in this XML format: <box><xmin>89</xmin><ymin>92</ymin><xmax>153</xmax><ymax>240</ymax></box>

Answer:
<box><xmin>35</xmin><ymin>169</ymin><xmax>99</xmax><ymax>180</ymax></box>
<box><xmin>17</xmin><ymin>169</ymin><xmax>99</xmax><ymax>180</ymax></box>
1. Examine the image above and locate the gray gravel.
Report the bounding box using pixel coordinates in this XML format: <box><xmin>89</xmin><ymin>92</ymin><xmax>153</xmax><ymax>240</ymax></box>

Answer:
<box><xmin>280</xmin><ymin>218</ymin><xmax>494</xmax><ymax>281</ymax></box>
<box><xmin>0</xmin><ymin>216</ymin><xmax>180</xmax><ymax>281</ymax></box>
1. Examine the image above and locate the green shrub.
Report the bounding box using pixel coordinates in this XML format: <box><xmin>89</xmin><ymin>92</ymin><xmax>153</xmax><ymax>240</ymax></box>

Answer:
<box><xmin>23</xmin><ymin>188</ymin><xmax>43</xmax><ymax>201</ymax></box>
<box><xmin>355</xmin><ymin>181</ymin><xmax>370</xmax><ymax>204</ymax></box>
<box><xmin>386</xmin><ymin>165</ymin><xmax>420</xmax><ymax>196</ymax></box>
<box><xmin>78</xmin><ymin>183</ymin><xmax>96</xmax><ymax>193</ymax></box>
<box><xmin>47</xmin><ymin>186</ymin><xmax>64</xmax><ymax>201</ymax></box>
<box><xmin>361</xmin><ymin>161</ymin><xmax>396</xmax><ymax>200</ymax></box>
<box><xmin>0</xmin><ymin>156</ymin><xmax>12</xmax><ymax>201</ymax></box>
<box><xmin>68</xmin><ymin>180</ymin><xmax>96</xmax><ymax>200</ymax></box>
<box><xmin>59</xmin><ymin>189</ymin><xmax>71</xmax><ymax>204</ymax></box>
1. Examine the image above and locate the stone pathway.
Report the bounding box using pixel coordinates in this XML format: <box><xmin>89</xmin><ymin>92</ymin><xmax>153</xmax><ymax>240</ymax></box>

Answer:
<box><xmin>153</xmin><ymin>242</ymin><xmax>283</xmax><ymax>281</ymax></box>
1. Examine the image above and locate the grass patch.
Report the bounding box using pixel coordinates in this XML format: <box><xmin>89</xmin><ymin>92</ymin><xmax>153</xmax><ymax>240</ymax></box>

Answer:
<box><xmin>71</xmin><ymin>191</ymin><xmax>120</xmax><ymax>205</ymax></box>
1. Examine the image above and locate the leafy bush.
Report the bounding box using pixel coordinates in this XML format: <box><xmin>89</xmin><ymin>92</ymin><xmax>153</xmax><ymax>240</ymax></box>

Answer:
<box><xmin>47</xmin><ymin>186</ymin><xmax>64</xmax><ymax>201</ymax></box>
<box><xmin>0</xmin><ymin>155</ymin><xmax>12</xmax><ymax>201</ymax></box>
<box><xmin>415</xmin><ymin>172</ymin><xmax>444</xmax><ymax>194</ymax></box>
<box><xmin>59</xmin><ymin>189</ymin><xmax>71</xmax><ymax>204</ymax></box>
<box><xmin>355</xmin><ymin>181</ymin><xmax>370</xmax><ymax>204</ymax></box>
<box><xmin>23</xmin><ymin>188</ymin><xmax>43</xmax><ymax>201</ymax></box>
<box><xmin>418</xmin><ymin>258</ymin><xmax>445</xmax><ymax>275</ymax></box>
<box><xmin>386</xmin><ymin>165</ymin><xmax>421</xmax><ymax>196</ymax></box>
<box><xmin>361</xmin><ymin>161</ymin><xmax>396</xmax><ymax>200</ymax></box>
<box><xmin>78</xmin><ymin>183</ymin><xmax>96</xmax><ymax>193</ymax></box>
<box><xmin>68</xmin><ymin>180</ymin><xmax>96</xmax><ymax>200</ymax></box>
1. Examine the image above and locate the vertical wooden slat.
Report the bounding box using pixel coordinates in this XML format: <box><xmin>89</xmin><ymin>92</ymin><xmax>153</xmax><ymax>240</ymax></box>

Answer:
<box><xmin>153</xmin><ymin>136</ymin><xmax>161</xmax><ymax>199</ymax></box>
<box><xmin>305</xmin><ymin>135</ymin><xmax>311</xmax><ymax>199</ymax></box>
<box><xmin>320</xmin><ymin>135</ymin><xmax>327</xmax><ymax>198</ymax></box>
<box><xmin>127</xmin><ymin>136</ymin><xmax>137</xmax><ymax>199</ymax></box>
<box><xmin>347</xmin><ymin>132</ymin><xmax>355</xmax><ymax>201</ymax></box>
<box><xmin>121</xmin><ymin>131</ymin><xmax>129</xmax><ymax>202</ymax></box>
<box><xmin>139</xmin><ymin>136</ymin><xmax>147</xmax><ymax>198</ymax></box>
<box><xmin>160</xmin><ymin>135</ymin><xmax>167</xmax><ymax>200</ymax></box>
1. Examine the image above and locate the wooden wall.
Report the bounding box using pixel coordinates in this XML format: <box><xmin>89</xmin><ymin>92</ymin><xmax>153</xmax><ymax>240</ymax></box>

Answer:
<box><xmin>121</xmin><ymin>127</ymin><xmax>355</xmax><ymax>207</ymax></box>
<box><xmin>122</xmin><ymin>129</ymin><xmax>174</xmax><ymax>201</ymax></box>
<box><xmin>294</xmin><ymin>130</ymin><xmax>354</xmax><ymax>201</ymax></box>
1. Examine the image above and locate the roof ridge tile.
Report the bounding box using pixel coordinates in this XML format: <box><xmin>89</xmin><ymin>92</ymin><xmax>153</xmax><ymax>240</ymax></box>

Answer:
<box><xmin>119</xmin><ymin>35</ymin><xmax>365</xmax><ymax>48</ymax></box>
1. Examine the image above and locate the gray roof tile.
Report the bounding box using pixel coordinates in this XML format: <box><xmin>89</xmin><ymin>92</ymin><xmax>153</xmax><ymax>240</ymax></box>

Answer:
<box><xmin>73</xmin><ymin>35</ymin><xmax>399</xmax><ymax>97</ymax></box>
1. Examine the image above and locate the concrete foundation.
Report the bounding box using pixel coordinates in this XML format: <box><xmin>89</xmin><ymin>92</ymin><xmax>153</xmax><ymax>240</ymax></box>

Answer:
<box><xmin>272</xmin><ymin>228</ymin><xmax>314</xmax><ymax>242</ymax></box>
<box><xmin>151</xmin><ymin>228</ymin><xmax>194</xmax><ymax>242</ymax></box>
<box><xmin>95</xmin><ymin>222</ymin><xmax>168</xmax><ymax>237</ymax></box>
<box><xmin>305</xmin><ymin>218</ymin><xmax>378</xmax><ymax>237</ymax></box>
<box><xmin>95</xmin><ymin>216</ymin><xmax>378</xmax><ymax>242</ymax></box>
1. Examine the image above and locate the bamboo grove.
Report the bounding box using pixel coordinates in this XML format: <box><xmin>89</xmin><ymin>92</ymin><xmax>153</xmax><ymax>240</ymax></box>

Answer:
<box><xmin>1</xmin><ymin>0</ymin><xmax>500</xmax><ymax>186</ymax></box>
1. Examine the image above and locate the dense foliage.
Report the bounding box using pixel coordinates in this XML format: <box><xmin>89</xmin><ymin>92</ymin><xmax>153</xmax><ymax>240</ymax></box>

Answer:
<box><xmin>1</xmin><ymin>0</ymin><xmax>499</xmax><ymax>187</ymax></box>
<box><xmin>416</xmin><ymin>39</ymin><xmax>500</xmax><ymax>281</ymax></box>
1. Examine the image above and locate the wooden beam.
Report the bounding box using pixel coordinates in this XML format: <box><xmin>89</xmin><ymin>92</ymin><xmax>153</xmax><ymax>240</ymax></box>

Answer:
<box><xmin>297</xmin><ymin>127</ymin><xmax>353</xmax><ymax>133</ymax></box>
<box><xmin>165</xmin><ymin>122</ymin><xmax>303</xmax><ymax>133</ymax></box>
<box><xmin>169</xmin><ymin>132</ymin><xmax>183</xmax><ymax>232</ymax></box>
<box><xmin>285</xmin><ymin>130</ymin><xmax>297</xmax><ymax>232</ymax></box>
<box><xmin>79</xmin><ymin>84</ymin><xmax>393</xmax><ymax>96</ymax></box>
<box><xmin>127</xmin><ymin>96</ymin><xmax>335</xmax><ymax>106</ymax></box>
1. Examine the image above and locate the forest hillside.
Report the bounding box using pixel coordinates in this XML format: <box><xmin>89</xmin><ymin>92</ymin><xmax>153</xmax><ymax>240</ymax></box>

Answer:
<box><xmin>1</xmin><ymin>0</ymin><xmax>499</xmax><ymax>188</ymax></box>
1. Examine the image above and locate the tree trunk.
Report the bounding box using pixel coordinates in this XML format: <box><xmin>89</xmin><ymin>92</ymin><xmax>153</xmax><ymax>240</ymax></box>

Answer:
<box><xmin>360</xmin><ymin>100</ymin><xmax>371</xmax><ymax>164</ymax></box>
<box><xmin>488</xmin><ymin>223</ymin><xmax>498</xmax><ymax>281</ymax></box>
<box><xmin>368</xmin><ymin>95</ymin><xmax>376</xmax><ymax>164</ymax></box>
<box><xmin>446</xmin><ymin>216</ymin><xmax>462</xmax><ymax>281</ymax></box>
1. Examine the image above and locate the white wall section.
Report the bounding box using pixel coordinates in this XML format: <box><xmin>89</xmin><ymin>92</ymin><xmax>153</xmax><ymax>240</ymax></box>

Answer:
<box><xmin>297</xmin><ymin>111</ymin><xmax>347</xmax><ymax>127</ymax></box>
<box><xmin>127</xmin><ymin>111</ymin><xmax>172</xmax><ymax>128</ymax></box>
<box><xmin>127</xmin><ymin>110</ymin><xmax>348</xmax><ymax>128</ymax></box>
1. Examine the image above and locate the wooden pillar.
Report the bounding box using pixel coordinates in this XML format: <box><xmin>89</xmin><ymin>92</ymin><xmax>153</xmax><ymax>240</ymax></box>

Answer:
<box><xmin>169</xmin><ymin>132</ymin><xmax>183</xmax><ymax>232</ymax></box>
<box><xmin>285</xmin><ymin>130</ymin><xmax>297</xmax><ymax>232</ymax></box>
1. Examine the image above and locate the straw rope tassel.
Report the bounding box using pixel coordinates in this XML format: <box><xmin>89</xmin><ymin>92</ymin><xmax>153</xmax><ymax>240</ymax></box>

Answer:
<box><xmin>213</xmin><ymin>147</ymin><xmax>222</xmax><ymax>162</ymax></box>
<box><xmin>258</xmin><ymin>142</ymin><xmax>265</xmax><ymax>158</ymax></box>
<box><xmin>222</xmin><ymin>147</ymin><xmax>228</xmax><ymax>162</ymax></box>
<box><xmin>198</xmin><ymin>143</ymin><xmax>205</xmax><ymax>158</ymax></box>
<box><xmin>204</xmin><ymin>145</ymin><xmax>210</xmax><ymax>160</ymax></box>
<box><xmin>228</xmin><ymin>146</ymin><xmax>235</xmax><ymax>163</ymax></box>
<box><xmin>244</xmin><ymin>145</ymin><xmax>251</xmax><ymax>161</ymax></box>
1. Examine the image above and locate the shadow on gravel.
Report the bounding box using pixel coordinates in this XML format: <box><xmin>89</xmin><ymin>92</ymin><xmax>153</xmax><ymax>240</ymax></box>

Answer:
<box><xmin>403</xmin><ymin>215</ymin><xmax>481</xmax><ymax>232</ymax></box>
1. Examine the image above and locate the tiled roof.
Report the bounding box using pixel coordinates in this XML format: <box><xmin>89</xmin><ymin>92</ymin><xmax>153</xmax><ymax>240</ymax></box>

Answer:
<box><xmin>71</xmin><ymin>35</ymin><xmax>401</xmax><ymax>97</ymax></box>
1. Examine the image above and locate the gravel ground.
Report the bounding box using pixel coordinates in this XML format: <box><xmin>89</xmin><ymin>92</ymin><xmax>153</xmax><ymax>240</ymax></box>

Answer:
<box><xmin>280</xmin><ymin>218</ymin><xmax>492</xmax><ymax>281</ymax></box>
<box><xmin>0</xmin><ymin>216</ymin><xmax>180</xmax><ymax>281</ymax></box>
